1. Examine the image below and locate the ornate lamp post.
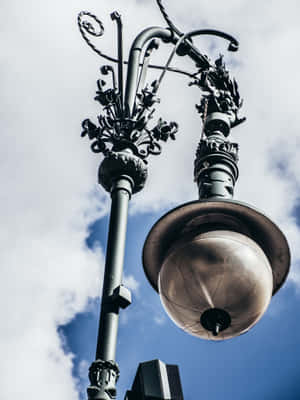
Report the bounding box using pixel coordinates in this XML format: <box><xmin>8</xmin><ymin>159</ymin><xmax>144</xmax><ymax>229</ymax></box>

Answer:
<box><xmin>77</xmin><ymin>1</ymin><xmax>290</xmax><ymax>399</ymax></box>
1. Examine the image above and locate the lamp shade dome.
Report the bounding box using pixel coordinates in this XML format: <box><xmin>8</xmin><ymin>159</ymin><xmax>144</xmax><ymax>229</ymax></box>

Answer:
<box><xmin>143</xmin><ymin>199</ymin><xmax>290</xmax><ymax>341</ymax></box>
<box><xmin>158</xmin><ymin>230</ymin><xmax>273</xmax><ymax>340</ymax></box>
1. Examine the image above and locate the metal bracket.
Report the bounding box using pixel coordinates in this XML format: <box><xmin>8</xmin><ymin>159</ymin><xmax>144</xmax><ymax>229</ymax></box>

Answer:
<box><xmin>111</xmin><ymin>285</ymin><xmax>132</xmax><ymax>309</ymax></box>
<box><xmin>102</xmin><ymin>284</ymin><xmax>132</xmax><ymax>310</ymax></box>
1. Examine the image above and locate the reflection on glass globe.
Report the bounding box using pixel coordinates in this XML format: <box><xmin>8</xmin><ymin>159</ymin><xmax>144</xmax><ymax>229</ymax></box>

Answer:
<box><xmin>158</xmin><ymin>230</ymin><xmax>273</xmax><ymax>340</ymax></box>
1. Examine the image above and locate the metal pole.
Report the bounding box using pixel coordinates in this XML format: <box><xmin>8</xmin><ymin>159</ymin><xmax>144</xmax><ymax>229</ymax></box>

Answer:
<box><xmin>88</xmin><ymin>176</ymin><xmax>133</xmax><ymax>400</ymax></box>
<box><xmin>194</xmin><ymin>113</ymin><xmax>239</xmax><ymax>200</ymax></box>
<box><xmin>96</xmin><ymin>177</ymin><xmax>132</xmax><ymax>361</ymax></box>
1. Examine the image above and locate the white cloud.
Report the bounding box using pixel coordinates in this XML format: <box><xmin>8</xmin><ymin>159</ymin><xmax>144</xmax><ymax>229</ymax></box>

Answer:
<box><xmin>0</xmin><ymin>1</ymin><xmax>110</xmax><ymax>398</ymax></box>
<box><xmin>120</xmin><ymin>311</ymin><xmax>130</xmax><ymax>326</ymax></box>
<box><xmin>1</xmin><ymin>0</ymin><xmax>300</xmax><ymax>399</ymax></box>
<box><xmin>154</xmin><ymin>315</ymin><xmax>166</xmax><ymax>326</ymax></box>
<box><xmin>78</xmin><ymin>359</ymin><xmax>89</xmax><ymax>380</ymax></box>
<box><xmin>76</xmin><ymin>359</ymin><xmax>90</xmax><ymax>398</ymax></box>
<box><xmin>123</xmin><ymin>274</ymin><xmax>140</xmax><ymax>294</ymax></box>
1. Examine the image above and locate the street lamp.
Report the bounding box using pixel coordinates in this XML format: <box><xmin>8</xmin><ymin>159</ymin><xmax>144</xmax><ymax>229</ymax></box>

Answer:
<box><xmin>77</xmin><ymin>1</ymin><xmax>290</xmax><ymax>399</ymax></box>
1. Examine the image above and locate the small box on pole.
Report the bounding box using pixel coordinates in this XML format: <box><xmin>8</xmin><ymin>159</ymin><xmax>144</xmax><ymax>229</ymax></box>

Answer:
<box><xmin>125</xmin><ymin>359</ymin><xmax>184</xmax><ymax>400</ymax></box>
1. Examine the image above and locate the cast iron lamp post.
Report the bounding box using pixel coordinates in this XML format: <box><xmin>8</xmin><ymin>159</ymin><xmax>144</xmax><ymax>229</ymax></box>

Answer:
<box><xmin>77</xmin><ymin>1</ymin><xmax>290</xmax><ymax>399</ymax></box>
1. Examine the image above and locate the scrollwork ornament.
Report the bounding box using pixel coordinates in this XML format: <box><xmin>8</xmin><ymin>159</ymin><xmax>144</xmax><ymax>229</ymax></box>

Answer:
<box><xmin>78</xmin><ymin>12</ymin><xmax>117</xmax><ymax>63</ymax></box>
<box><xmin>195</xmin><ymin>137</ymin><xmax>239</xmax><ymax>162</ymax></box>
<box><xmin>81</xmin><ymin>69</ymin><xmax>178</xmax><ymax>164</ymax></box>
<box><xmin>78</xmin><ymin>12</ymin><xmax>104</xmax><ymax>37</ymax></box>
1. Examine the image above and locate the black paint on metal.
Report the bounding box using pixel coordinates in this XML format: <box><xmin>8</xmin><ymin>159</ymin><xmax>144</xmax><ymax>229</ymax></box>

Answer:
<box><xmin>125</xmin><ymin>359</ymin><xmax>184</xmax><ymax>400</ymax></box>
<box><xmin>88</xmin><ymin>360</ymin><xmax>120</xmax><ymax>400</ymax></box>
<box><xmin>96</xmin><ymin>177</ymin><xmax>132</xmax><ymax>361</ymax></box>
<box><xmin>111</xmin><ymin>12</ymin><xmax>124</xmax><ymax>115</ymax></box>
<box><xmin>87</xmin><ymin>177</ymin><xmax>132</xmax><ymax>400</ymax></box>
<box><xmin>124</xmin><ymin>26</ymin><xmax>174</xmax><ymax>117</ymax></box>
<box><xmin>200</xmin><ymin>308</ymin><xmax>231</xmax><ymax>336</ymax></box>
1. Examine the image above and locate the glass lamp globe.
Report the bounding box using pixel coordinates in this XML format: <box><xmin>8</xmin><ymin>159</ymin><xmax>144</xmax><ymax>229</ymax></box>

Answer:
<box><xmin>143</xmin><ymin>200</ymin><xmax>290</xmax><ymax>341</ymax></box>
<box><xmin>158</xmin><ymin>230</ymin><xmax>273</xmax><ymax>340</ymax></box>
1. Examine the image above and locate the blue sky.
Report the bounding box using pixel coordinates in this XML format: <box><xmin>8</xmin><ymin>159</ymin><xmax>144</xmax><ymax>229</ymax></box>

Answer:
<box><xmin>1</xmin><ymin>0</ymin><xmax>300</xmax><ymax>399</ymax></box>
<box><xmin>62</xmin><ymin>211</ymin><xmax>300</xmax><ymax>400</ymax></box>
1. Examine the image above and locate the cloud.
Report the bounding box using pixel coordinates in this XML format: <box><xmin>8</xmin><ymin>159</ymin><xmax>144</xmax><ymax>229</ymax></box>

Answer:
<box><xmin>76</xmin><ymin>359</ymin><xmax>90</xmax><ymax>398</ymax></box>
<box><xmin>0</xmin><ymin>1</ymin><xmax>111</xmax><ymax>398</ymax></box>
<box><xmin>123</xmin><ymin>274</ymin><xmax>140</xmax><ymax>294</ymax></box>
<box><xmin>0</xmin><ymin>1</ymin><xmax>167</xmax><ymax>398</ymax></box>
<box><xmin>154</xmin><ymin>315</ymin><xmax>166</xmax><ymax>326</ymax></box>
<box><xmin>1</xmin><ymin>0</ymin><xmax>300</xmax><ymax>399</ymax></box>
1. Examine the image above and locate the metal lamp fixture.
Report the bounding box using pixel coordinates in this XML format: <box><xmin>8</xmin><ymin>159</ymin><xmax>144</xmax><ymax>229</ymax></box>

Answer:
<box><xmin>78</xmin><ymin>1</ymin><xmax>290</xmax><ymax>398</ymax></box>
<box><xmin>143</xmin><ymin>200</ymin><xmax>290</xmax><ymax>340</ymax></box>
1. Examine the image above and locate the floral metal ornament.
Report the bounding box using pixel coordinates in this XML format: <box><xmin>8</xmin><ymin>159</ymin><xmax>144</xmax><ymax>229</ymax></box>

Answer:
<box><xmin>78</xmin><ymin>2</ymin><xmax>245</xmax><ymax>171</ymax></box>
<box><xmin>80</xmin><ymin>72</ymin><xmax>178</xmax><ymax>162</ymax></box>
<box><xmin>78</xmin><ymin>11</ymin><xmax>179</xmax><ymax>166</ymax></box>
<box><xmin>191</xmin><ymin>54</ymin><xmax>246</xmax><ymax>129</ymax></box>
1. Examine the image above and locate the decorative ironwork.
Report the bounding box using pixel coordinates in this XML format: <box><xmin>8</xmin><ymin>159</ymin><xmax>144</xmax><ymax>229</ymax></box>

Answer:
<box><xmin>156</xmin><ymin>0</ymin><xmax>182</xmax><ymax>37</ymax></box>
<box><xmin>87</xmin><ymin>360</ymin><xmax>120</xmax><ymax>400</ymax></box>
<box><xmin>98</xmin><ymin>151</ymin><xmax>148</xmax><ymax>194</ymax></box>
<box><xmin>81</xmin><ymin>69</ymin><xmax>178</xmax><ymax>162</ymax></box>
<box><xmin>191</xmin><ymin>54</ymin><xmax>246</xmax><ymax>129</ymax></box>
<box><xmin>196</xmin><ymin>137</ymin><xmax>239</xmax><ymax>162</ymax></box>
<box><xmin>78</xmin><ymin>2</ymin><xmax>249</xmax><ymax>400</ymax></box>
<box><xmin>78</xmin><ymin>11</ymin><xmax>118</xmax><ymax>63</ymax></box>
<box><xmin>78</xmin><ymin>4</ymin><xmax>245</xmax><ymax>176</ymax></box>
<box><xmin>78</xmin><ymin>10</ymin><xmax>195</xmax><ymax>79</ymax></box>
<box><xmin>194</xmin><ymin>120</ymin><xmax>239</xmax><ymax>199</ymax></box>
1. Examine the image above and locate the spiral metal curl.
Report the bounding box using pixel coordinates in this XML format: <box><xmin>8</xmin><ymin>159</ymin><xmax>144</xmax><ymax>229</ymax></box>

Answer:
<box><xmin>78</xmin><ymin>11</ymin><xmax>119</xmax><ymax>63</ymax></box>
<box><xmin>78</xmin><ymin>11</ymin><xmax>195</xmax><ymax>78</ymax></box>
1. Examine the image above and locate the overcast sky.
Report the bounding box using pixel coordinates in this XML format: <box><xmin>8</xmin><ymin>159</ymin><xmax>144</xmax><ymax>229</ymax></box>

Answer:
<box><xmin>1</xmin><ymin>0</ymin><xmax>300</xmax><ymax>399</ymax></box>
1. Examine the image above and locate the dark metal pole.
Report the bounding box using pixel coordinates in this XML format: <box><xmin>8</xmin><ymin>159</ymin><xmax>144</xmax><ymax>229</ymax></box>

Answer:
<box><xmin>96</xmin><ymin>177</ymin><xmax>132</xmax><ymax>361</ymax></box>
<box><xmin>194</xmin><ymin>113</ymin><xmax>239</xmax><ymax>199</ymax></box>
<box><xmin>88</xmin><ymin>176</ymin><xmax>133</xmax><ymax>400</ymax></box>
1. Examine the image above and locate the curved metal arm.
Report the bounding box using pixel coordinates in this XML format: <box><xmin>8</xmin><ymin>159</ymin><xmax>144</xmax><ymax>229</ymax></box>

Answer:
<box><xmin>136</xmin><ymin>39</ymin><xmax>160</xmax><ymax>97</ymax></box>
<box><xmin>78</xmin><ymin>11</ymin><xmax>196</xmax><ymax>83</ymax></box>
<box><xmin>124</xmin><ymin>22</ymin><xmax>239</xmax><ymax>117</ymax></box>
<box><xmin>153</xmin><ymin>29</ymin><xmax>239</xmax><ymax>94</ymax></box>
<box><xmin>124</xmin><ymin>27</ymin><xmax>175</xmax><ymax>117</ymax></box>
